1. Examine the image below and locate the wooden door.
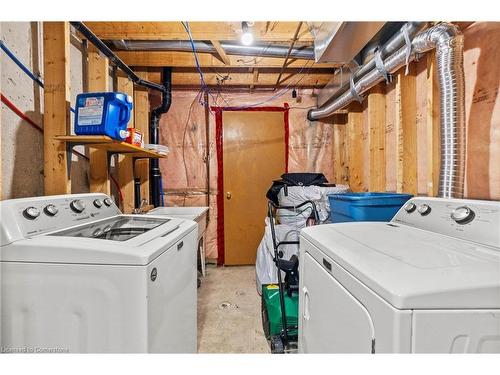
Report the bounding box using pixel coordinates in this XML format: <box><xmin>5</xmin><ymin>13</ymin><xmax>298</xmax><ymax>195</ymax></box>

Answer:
<box><xmin>222</xmin><ymin>111</ymin><xmax>286</xmax><ymax>265</ymax></box>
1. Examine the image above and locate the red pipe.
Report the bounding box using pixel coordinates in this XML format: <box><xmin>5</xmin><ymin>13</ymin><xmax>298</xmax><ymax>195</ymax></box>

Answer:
<box><xmin>1</xmin><ymin>93</ymin><xmax>43</xmax><ymax>133</ymax></box>
<box><xmin>1</xmin><ymin>92</ymin><xmax>89</xmax><ymax>160</ymax></box>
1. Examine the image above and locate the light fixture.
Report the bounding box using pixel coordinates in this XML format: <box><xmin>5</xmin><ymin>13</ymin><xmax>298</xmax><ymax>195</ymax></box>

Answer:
<box><xmin>241</xmin><ymin>21</ymin><xmax>254</xmax><ymax>46</ymax></box>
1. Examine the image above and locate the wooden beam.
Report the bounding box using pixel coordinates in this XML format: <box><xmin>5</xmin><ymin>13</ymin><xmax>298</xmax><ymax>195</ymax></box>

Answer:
<box><xmin>426</xmin><ymin>51</ymin><xmax>440</xmax><ymax>197</ymax></box>
<box><xmin>43</xmin><ymin>22</ymin><xmax>71</xmax><ymax>195</ymax></box>
<box><xmin>147</xmin><ymin>71</ymin><xmax>332</xmax><ymax>87</ymax></box>
<box><xmin>368</xmin><ymin>84</ymin><xmax>386</xmax><ymax>192</ymax></box>
<box><xmin>347</xmin><ymin>102</ymin><xmax>364</xmax><ymax>192</ymax></box>
<box><xmin>134</xmin><ymin>70</ymin><xmax>150</xmax><ymax>204</ymax></box>
<box><xmin>84</xmin><ymin>22</ymin><xmax>315</xmax><ymax>42</ymax></box>
<box><xmin>250</xmin><ymin>68</ymin><xmax>259</xmax><ymax>89</ymax></box>
<box><xmin>87</xmin><ymin>44</ymin><xmax>110</xmax><ymax>195</ymax></box>
<box><xmin>395</xmin><ymin>66</ymin><xmax>418</xmax><ymax>195</ymax></box>
<box><xmin>116</xmin><ymin>51</ymin><xmax>337</xmax><ymax>69</ymax></box>
<box><xmin>210</xmin><ymin>40</ymin><xmax>231</xmax><ymax>65</ymax></box>
<box><xmin>116</xmin><ymin>74</ymin><xmax>135</xmax><ymax>213</ymax></box>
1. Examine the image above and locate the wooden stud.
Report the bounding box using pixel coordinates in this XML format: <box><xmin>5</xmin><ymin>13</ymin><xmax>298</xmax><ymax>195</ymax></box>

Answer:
<box><xmin>332</xmin><ymin>114</ymin><xmax>348</xmax><ymax>185</ymax></box>
<box><xmin>87</xmin><ymin>44</ymin><xmax>110</xmax><ymax>194</ymax></box>
<box><xmin>210</xmin><ymin>40</ymin><xmax>231</xmax><ymax>65</ymax></box>
<box><xmin>134</xmin><ymin>70</ymin><xmax>150</xmax><ymax>204</ymax></box>
<box><xmin>347</xmin><ymin>102</ymin><xmax>364</xmax><ymax>192</ymax></box>
<box><xmin>395</xmin><ymin>66</ymin><xmax>418</xmax><ymax>195</ymax></box>
<box><xmin>426</xmin><ymin>51</ymin><xmax>440</xmax><ymax>197</ymax></box>
<box><xmin>116</xmin><ymin>74</ymin><xmax>135</xmax><ymax>213</ymax></box>
<box><xmin>43</xmin><ymin>22</ymin><xmax>71</xmax><ymax>195</ymax></box>
<box><xmin>368</xmin><ymin>84</ymin><xmax>386</xmax><ymax>192</ymax></box>
<box><xmin>84</xmin><ymin>22</ymin><xmax>315</xmax><ymax>42</ymax></box>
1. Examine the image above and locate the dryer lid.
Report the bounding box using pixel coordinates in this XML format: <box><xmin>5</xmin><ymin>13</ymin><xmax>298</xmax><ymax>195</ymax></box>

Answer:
<box><xmin>301</xmin><ymin>222</ymin><xmax>500</xmax><ymax>309</ymax></box>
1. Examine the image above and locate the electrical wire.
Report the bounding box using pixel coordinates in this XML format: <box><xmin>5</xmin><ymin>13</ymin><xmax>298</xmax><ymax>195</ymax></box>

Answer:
<box><xmin>180</xmin><ymin>21</ymin><xmax>317</xmax><ymax>111</ymax></box>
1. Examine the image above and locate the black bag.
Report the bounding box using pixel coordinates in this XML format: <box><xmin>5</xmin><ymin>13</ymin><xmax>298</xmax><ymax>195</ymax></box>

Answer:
<box><xmin>266</xmin><ymin>173</ymin><xmax>329</xmax><ymax>205</ymax></box>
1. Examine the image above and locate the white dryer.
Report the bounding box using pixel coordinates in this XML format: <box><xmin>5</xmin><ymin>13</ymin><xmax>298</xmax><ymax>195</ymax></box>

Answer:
<box><xmin>298</xmin><ymin>197</ymin><xmax>500</xmax><ymax>353</ymax></box>
<box><xmin>0</xmin><ymin>193</ymin><xmax>198</xmax><ymax>353</ymax></box>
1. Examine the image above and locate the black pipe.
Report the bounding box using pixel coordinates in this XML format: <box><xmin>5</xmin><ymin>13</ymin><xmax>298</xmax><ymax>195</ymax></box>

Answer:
<box><xmin>150</xmin><ymin>67</ymin><xmax>172</xmax><ymax>207</ymax></box>
<box><xmin>70</xmin><ymin>22</ymin><xmax>168</xmax><ymax>94</ymax></box>
<box><xmin>134</xmin><ymin>178</ymin><xmax>141</xmax><ymax>209</ymax></box>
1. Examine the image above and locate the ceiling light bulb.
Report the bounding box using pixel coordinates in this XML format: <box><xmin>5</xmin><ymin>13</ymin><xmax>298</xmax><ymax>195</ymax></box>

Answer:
<box><xmin>241</xmin><ymin>32</ymin><xmax>254</xmax><ymax>46</ymax></box>
<box><xmin>241</xmin><ymin>21</ymin><xmax>254</xmax><ymax>46</ymax></box>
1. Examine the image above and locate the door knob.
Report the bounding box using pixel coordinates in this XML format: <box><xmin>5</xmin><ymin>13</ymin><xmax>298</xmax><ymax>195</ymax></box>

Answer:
<box><xmin>226</xmin><ymin>192</ymin><xmax>232</xmax><ymax>200</ymax></box>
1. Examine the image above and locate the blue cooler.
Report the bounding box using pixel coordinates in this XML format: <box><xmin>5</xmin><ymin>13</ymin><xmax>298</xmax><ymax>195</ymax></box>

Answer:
<box><xmin>74</xmin><ymin>92</ymin><xmax>133</xmax><ymax>140</ymax></box>
<box><xmin>328</xmin><ymin>192</ymin><xmax>413</xmax><ymax>223</ymax></box>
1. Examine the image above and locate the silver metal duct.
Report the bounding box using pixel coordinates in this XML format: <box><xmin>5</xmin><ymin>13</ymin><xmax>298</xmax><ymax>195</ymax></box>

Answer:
<box><xmin>307</xmin><ymin>23</ymin><xmax>466</xmax><ymax>199</ymax></box>
<box><xmin>316</xmin><ymin>22</ymin><xmax>428</xmax><ymax>108</ymax></box>
<box><xmin>111</xmin><ymin>40</ymin><xmax>315</xmax><ymax>60</ymax></box>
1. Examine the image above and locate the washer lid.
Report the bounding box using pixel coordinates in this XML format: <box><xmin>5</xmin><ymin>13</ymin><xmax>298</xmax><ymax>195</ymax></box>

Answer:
<box><xmin>0</xmin><ymin>215</ymin><xmax>197</xmax><ymax>265</ymax></box>
<box><xmin>301</xmin><ymin>222</ymin><xmax>500</xmax><ymax>309</ymax></box>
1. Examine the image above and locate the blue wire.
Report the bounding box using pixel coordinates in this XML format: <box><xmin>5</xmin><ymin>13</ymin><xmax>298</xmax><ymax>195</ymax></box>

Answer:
<box><xmin>159</xmin><ymin>175</ymin><xmax>165</xmax><ymax>207</ymax></box>
<box><xmin>1</xmin><ymin>39</ymin><xmax>77</xmax><ymax>113</ymax></box>
<box><xmin>1</xmin><ymin>39</ymin><xmax>45</xmax><ymax>88</ymax></box>
<box><xmin>180</xmin><ymin>22</ymin><xmax>313</xmax><ymax>111</ymax></box>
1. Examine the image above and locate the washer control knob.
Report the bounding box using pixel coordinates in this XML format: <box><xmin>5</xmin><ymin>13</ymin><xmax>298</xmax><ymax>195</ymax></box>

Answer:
<box><xmin>44</xmin><ymin>204</ymin><xmax>58</xmax><ymax>216</ymax></box>
<box><xmin>23</xmin><ymin>206</ymin><xmax>40</xmax><ymax>220</ymax></box>
<box><xmin>451</xmin><ymin>206</ymin><xmax>475</xmax><ymax>224</ymax></box>
<box><xmin>417</xmin><ymin>204</ymin><xmax>431</xmax><ymax>215</ymax></box>
<box><xmin>93</xmin><ymin>199</ymin><xmax>103</xmax><ymax>208</ymax></box>
<box><xmin>70</xmin><ymin>199</ymin><xmax>86</xmax><ymax>213</ymax></box>
<box><xmin>103</xmin><ymin>197</ymin><xmax>113</xmax><ymax>207</ymax></box>
<box><xmin>404</xmin><ymin>202</ymin><xmax>416</xmax><ymax>213</ymax></box>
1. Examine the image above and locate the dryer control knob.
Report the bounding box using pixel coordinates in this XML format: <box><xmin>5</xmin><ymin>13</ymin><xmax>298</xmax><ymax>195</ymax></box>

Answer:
<box><xmin>70</xmin><ymin>199</ymin><xmax>86</xmax><ymax>213</ymax></box>
<box><xmin>404</xmin><ymin>202</ymin><xmax>416</xmax><ymax>213</ymax></box>
<box><xmin>23</xmin><ymin>206</ymin><xmax>40</xmax><ymax>220</ymax></box>
<box><xmin>417</xmin><ymin>204</ymin><xmax>431</xmax><ymax>215</ymax></box>
<box><xmin>44</xmin><ymin>204</ymin><xmax>59</xmax><ymax>216</ymax></box>
<box><xmin>103</xmin><ymin>198</ymin><xmax>113</xmax><ymax>207</ymax></box>
<box><xmin>93</xmin><ymin>199</ymin><xmax>103</xmax><ymax>208</ymax></box>
<box><xmin>451</xmin><ymin>206</ymin><xmax>475</xmax><ymax>224</ymax></box>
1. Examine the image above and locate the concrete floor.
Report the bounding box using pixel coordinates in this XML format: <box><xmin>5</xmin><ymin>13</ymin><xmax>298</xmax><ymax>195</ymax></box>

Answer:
<box><xmin>197</xmin><ymin>265</ymin><xmax>270</xmax><ymax>353</ymax></box>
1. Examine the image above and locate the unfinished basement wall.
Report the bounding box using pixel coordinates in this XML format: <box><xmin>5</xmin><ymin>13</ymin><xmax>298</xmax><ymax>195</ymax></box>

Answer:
<box><xmin>1</xmin><ymin>22</ymin><xmax>90</xmax><ymax>199</ymax></box>
<box><xmin>158</xmin><ymin>89</ymin><xmax>334</xmax><ymax>261</ymax></box>
<box><xmin>330</xmin><ymin>22</ymin><xmax>500</xmax><ymax>201</ymax></box>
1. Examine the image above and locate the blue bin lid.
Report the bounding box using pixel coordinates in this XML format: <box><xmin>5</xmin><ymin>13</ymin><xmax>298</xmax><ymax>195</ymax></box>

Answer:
<box><xmin>327</xmin><ymin>192</ymin><xmax>413</xmax><ymax>201</ymax></box>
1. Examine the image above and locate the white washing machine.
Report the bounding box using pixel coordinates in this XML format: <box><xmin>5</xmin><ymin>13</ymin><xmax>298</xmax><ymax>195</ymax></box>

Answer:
<box><xmin>0</xmin><ymin>193</ymin><xmax>198</xmax><ymax>353</ymax></box>
<box><xmin>298</xmin><ymin>197</ymin><xmax>500</xmax><ymax>353</ymax></box>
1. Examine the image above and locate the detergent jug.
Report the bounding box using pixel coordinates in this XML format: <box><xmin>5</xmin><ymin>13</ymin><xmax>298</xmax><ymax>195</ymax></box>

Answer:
<box><xmin>74</xmin><ymin>92</ymin><xmax>133</xmax><ymax>140</ymax></box>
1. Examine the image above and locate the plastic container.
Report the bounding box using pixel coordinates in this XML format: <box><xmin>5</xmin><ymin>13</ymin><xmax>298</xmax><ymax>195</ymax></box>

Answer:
<box><xmin>328</xmin><ymin>192</ymin><xmax>413</xmax><ymax>223</ymax></box>
<box><xmin>74</xmin><ymin>92</ymin><xmax>133</xmax><ymax>140</ymax></box>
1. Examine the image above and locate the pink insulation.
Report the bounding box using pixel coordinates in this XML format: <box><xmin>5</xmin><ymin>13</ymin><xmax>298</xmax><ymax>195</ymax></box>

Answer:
<box><xmin>158</xmin><ymin>89</ymin><xmax>334</xmax><ymax>260</ymax></box>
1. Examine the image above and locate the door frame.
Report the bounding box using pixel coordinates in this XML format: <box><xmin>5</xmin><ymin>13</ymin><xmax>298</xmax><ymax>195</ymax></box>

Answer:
<box><xmin>212</xmin><ymin>104</ymin><xmax>290</xmax><ymax>265</ymax></box>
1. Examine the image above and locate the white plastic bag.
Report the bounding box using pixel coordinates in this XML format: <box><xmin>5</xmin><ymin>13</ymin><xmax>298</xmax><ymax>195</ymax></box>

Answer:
<box><xmin>276</xmin><ymin>185</ymin><xmax>350</xmax><ymax>228</ymax></box>
<box><xmin>255</xmin><ymin>217</ymin><xmax>300</xmax><ymax>294</ymax></box>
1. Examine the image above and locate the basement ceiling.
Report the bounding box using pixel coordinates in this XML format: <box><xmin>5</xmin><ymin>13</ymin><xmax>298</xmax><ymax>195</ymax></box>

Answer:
<box><xmin>83</xmin><ymin>21</ymin><xmax>338</xmax><ymax>89</ymax></box>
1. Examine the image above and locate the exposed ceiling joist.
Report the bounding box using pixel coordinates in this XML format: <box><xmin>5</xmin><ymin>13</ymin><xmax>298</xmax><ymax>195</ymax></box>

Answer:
<box><xmin>145</xmin><ymin>70</ymin><xmax>330</xmax><ymax>87</ymax></box>
<box><xmin>119</xmin><ymin>51</ymin><xmax>337</xmax><ymax>68</ymax></box>
<box><xmin>83</xmin><ymin>21</ymin><xmax>315</xmax><ymax>42</ymax></box>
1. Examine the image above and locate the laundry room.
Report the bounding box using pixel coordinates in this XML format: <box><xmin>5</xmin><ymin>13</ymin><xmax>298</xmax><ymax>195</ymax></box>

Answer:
<box><xmin>1</xmin><ymin>2</ymin><xmax>500</xmax><ymax>372</ymax></box>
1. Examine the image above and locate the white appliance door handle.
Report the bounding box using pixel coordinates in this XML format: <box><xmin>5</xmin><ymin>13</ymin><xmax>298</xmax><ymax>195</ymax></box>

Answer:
<box><xmin>302</xmin><ymin>286</ymin><xmax>310</xmax><ymax>321</ymax></box>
